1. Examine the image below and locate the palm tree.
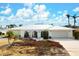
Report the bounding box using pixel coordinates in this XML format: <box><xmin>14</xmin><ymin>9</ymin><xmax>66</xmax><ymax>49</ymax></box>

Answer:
<box><xmin>72</xmin><ymin>15</ymin><xmax>76</xmax><ymax>27</ymax></box>
<box><xmin>19</xmin><ymin>24</ymin><xmax>23</xmax><ymax>27</ymax></box>
<box><xmin>72</xmin><ymin>14</ymin><xmax>79</xmax><ymax>27</ymax></box>
<box><xmin>7</xmin><ymin>24</ymin><xmax>17</xmax><ymax>28</ymax></box>
<box><xmin>66</xmin><ymin>14</ymin><xmax>71</xmax><ymax>26</ymax></box>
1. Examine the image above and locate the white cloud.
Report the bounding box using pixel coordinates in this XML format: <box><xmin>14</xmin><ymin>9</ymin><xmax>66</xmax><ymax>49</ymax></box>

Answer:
<box><xmin>76</xmin><ymin>18</ymin><xmax>79</xmax><ymax>26</ymax></box>
<box><xmin>16</xmin><ymin>8</ymin><xmax>33</xmax><ymax>19</ymax></box>
<box><xmin>39</xmin><ymin>11</ymin><xmax>49</xmax><ymax>18</ymax></box>
<box><xmin>32</xmin><ymin>14</ymin><xmax>38</xmax><ymax>19</ymax></box>
<box><xmin>0</xmin><ymin>16</ymin><xmax>5</xmax><ymax>22</ymax></box>
<box><xmin>52</xmin><ymin>14</ymin><xmax>56</xmax><ymax>17</ymax></box>
<box><xmin>0</xmin><ymin>8</ymin><xmax>12</xmax><ymax>15</ymax></box>
<box><xmin>57</xmin><ymin>11</ymin><xmax>62</xmax><ymax>14</ymax></box>
<box><xmin>62</xmin><ymin>10</ymin><xmax>68</xmax><ymax>17</ymax></box>
<box><xmin>33</xmin><ymin>4</ymin><xmax>49</xmax><ymax>20</ymax></box>
<box><xmin>53</xmin><ymin>10</ymin><xmax>68</xmax><ymax>26</ymax></box>
<box><xmin>55</xmin><ymin>17</ymin><xmax>59</xmax><ymax>20</ymax></box>
<box><xmin>73</xmin><ymin>7</ymin><xmax>79</xmax><ymax>12</ymax></box>
<box><xmin>6</xmin><ymin>7</ymin><xmax>34</xmax><ymax>25</ymax></box>
<box><xmin>16</xmin><ymin>8</ymin><xmax>25</xmax><ymax>17</ymax></box>
<box><xmin>34</xmin><ymin>4</ymin><xmax>46</xmax><ymax>13</ymax></box>
<box><xmin>16</xmin><ymin>4</ymin><xmax>49</xmax><ymax>21</ymax></box>
<box><xmin>0</xmin><ymin>4</ymin><xmax>11</xmax><ymax>15</ymax></box>
<box><xmin>0</xmin><ymin>4</ymin><xmax>51</xmax><ymax>26</ymax></box>
<box><xmin>32</xmin><ymin>11</ymin><xmax>49</xmax><ymax>20</ymax></box>
<box><xmin>8</xmin><ymin>14</ymin><xmax>15</xmax><ymax>20</ymax></box>
<box><xmin>53</xmin><ymin>12</ymin><xmax>68</xmax><ymax>26</ymax></box>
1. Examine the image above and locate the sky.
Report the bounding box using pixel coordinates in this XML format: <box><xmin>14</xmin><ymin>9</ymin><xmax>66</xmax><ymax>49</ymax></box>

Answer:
<box><xmin>0</xmin><ymin>3</ymin><xmax>79</xmax><ymax>27</ymax></box>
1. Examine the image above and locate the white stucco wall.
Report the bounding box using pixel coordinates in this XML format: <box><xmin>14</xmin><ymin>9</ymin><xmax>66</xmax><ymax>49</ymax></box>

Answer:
<box><xmin>67</xmin><ymin>30</ymin><xmax>73</xmax><ymax>38</ymax></box>
<box><xmin>49</xmin><ymin>31</ymin><xmax>53</xmax><ymax>38</ymax></box>
<box><xmin>16</xmin><ymin>30</ymin><xmax>73</xmax><ymax>39</ymax></box>
<box><xmin>28</xmin><ymin>31</ymin><xmax>32</xmax><ymax>37</ymax></box>
<box><xmin>37</xmin><ymin>31</ymin><xmax>41</xmax><ymax>38</ymax></box>
<box><xmin>20</xmin><ymin>30</ymin><xmax>25</xmax><ymax>38</ymax></box>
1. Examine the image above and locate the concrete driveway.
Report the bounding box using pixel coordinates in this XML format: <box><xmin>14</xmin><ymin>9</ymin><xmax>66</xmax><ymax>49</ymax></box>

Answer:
<box><xmin>53</xmin><ymin>39</ymin><xmax>79</xmax><ymax>56</ymax></box>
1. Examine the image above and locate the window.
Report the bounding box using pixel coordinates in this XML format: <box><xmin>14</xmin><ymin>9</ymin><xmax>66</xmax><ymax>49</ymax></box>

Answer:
<box><xmin>24</xmin><ymin>31</ymin><xmax>29</xmax><ymax>38</ymax></box>
<box><xmin>32</xmin><ymin>31</ymin><xmax>37</xmax><ymax>38</ymax></box>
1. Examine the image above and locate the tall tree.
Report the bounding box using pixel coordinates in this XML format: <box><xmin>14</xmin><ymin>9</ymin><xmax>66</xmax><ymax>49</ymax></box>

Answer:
<box><xmin>72</xmin><ymin>15</ymin><xmax>76</xmax><ymax>27</ymax></box>
<box><xmin>66</xmin><ymin>14</ymin><xmax>71</xmax><ymax>26</ymax></box>
<box><xmin>72</xmin><ymin>14</ymin><xmax>79</xmax><ymax>27</ymax></box>
<box><xmin>19</xmin><ymin>24</ymin><xmax>23</xmax><ymax>27</ymax></box>
<box><xmin>7</xmin><ymin>24</ymin><xmax>17</xmax><ymax>28</ymax></box>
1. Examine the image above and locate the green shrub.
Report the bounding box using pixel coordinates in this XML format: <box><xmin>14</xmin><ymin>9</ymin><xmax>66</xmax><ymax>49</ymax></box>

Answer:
<box><xmin>73</xmin><ymin>30</ymin><xmax>79</xmax><ymax>39</ymax></box>
<box><xmin>6</xmin><ymin>31</ymin><xmax>15</xmax><ymax>38</ymax></box>
<box><xmin>6</xmin><ymin>31</ymin><xmax>15</xmax><ymax>45</ymax></box>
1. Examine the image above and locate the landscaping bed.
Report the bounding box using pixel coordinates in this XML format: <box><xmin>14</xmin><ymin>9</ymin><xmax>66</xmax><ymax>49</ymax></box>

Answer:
<box><xmin>0</xmin><ymin>39</ymin><xmax>70</xmax><ymax>56</ymax></box>
<box><xmin>73</xmin><ymin>30</ymin><xmax>79</xmax><ymax>39</ymax></box>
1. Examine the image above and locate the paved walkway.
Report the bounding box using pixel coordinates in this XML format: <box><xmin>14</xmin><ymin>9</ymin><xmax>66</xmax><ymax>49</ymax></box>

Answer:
<box><xmin>53</xmin><ymin>39</ymin><xmax>79</xmax><ymax>56</ymax></box>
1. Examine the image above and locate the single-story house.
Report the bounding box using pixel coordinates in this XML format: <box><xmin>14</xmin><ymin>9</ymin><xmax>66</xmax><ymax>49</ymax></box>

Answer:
<box><xmin>0</xmin><ymin>29</ymin><xmax>8</xmax><ymax>35</ymax></box>
<box><xmin>8</xmin><ymin>25</ymin><xmax>74</xmax><ymax>39</ymax></box>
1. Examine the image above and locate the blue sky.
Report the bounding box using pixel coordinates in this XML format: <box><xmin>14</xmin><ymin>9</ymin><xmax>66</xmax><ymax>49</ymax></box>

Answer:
<box><xmin>0</xmin><ymin>3</ymin><xmax>79</xmax><ymax>27</ymax></box>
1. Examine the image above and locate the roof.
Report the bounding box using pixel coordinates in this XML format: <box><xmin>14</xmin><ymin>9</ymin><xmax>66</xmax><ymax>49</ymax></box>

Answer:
<box><xmin>9</xmin><ymin>25</ymin><xmax>74</xmax><ymax>31</ymax></box>
<box><xmin>49</xmin><ymin>26</ymin><xmax>74</xmax><ymax>30</ymax></box>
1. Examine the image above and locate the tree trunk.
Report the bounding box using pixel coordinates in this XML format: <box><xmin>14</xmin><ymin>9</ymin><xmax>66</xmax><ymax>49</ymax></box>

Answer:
<box><xmin>68</xmin><ymin>18</ymin><xmax>70</xmax><ymax>26</ymax></box>
<box><xmin>8</xmin><ymin>38</ymin><xmax>11</xmax><ymax>46</ymax></box>
<box><xmin>74</xmin><ymin>18</ymin><xmax>76</xmax><ymax>27</ymax></box>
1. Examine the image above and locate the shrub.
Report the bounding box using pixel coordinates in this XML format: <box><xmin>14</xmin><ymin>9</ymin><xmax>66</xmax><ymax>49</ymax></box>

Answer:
<box><xmin>73</xmin><ymin>30</ymin><xmax>79</xmax><ymax>39</ymax></box>
<box><xmin>6</xmin><ymin>31</ymin><xmax>15</xmax><ymax>45</ymax></box>
<box><xmin>6</xmin><ymin>31</ymin><xmax>15</xmax><ymax>38</ymax></box>
<box><xmin>0</xmin><ymin>32</ymin><xmax>2</xmax><ymax>35</ymax></box>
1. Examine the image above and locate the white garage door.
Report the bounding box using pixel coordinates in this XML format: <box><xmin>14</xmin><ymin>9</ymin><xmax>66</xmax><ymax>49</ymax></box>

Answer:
<box><xmin>52</xmin><ymin>30</ymin><xmax>71</xmax><ymax>38</ymax></box>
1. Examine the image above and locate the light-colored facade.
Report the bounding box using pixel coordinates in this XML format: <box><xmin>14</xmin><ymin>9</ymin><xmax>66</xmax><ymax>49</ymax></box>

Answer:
<box><xmin>9</xmin><ymin>25</ymin><xmax>74</xmax><ymax>39</ymax></box>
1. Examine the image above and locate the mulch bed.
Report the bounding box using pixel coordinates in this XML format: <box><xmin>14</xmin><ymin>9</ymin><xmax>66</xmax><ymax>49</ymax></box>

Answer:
<box><xmin>0</xmin><ymin>39</ymin><xmax>70</xmax><ymax>56</ymax></box>
<box><xmin>12</xmin><ymin>40</ymin><xmax>63</xmax><ymax>48</ymax></box>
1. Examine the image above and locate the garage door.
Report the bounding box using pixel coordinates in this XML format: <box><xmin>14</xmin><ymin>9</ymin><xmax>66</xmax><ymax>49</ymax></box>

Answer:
<box><xmin>52</xmin><ymin>30</ymin><xmax>69</xmax><ymax>38</ymax></box>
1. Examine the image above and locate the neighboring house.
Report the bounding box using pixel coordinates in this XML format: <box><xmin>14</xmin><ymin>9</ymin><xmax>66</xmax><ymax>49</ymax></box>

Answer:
<box><xmin>0</xmin><ymin>29</ymin><xmax>8</xmax><ymax>35</ymax></box>
<box><xmin>8</xmin><ymin>25</ymin><xmax>74</xmax><ymax>39</ymax></box>
<box><xmin>0</xmin><ymin>28</ymin><xmax>8</xmax><ymax>38</ymax></box>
